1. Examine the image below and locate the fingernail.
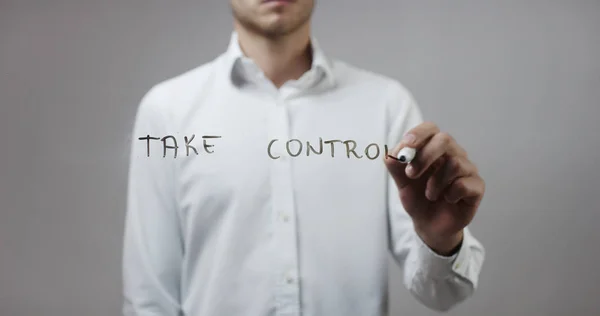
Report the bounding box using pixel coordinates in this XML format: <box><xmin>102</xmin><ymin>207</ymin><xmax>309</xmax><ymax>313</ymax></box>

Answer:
<box><xmin>402</xmin><ymin>133</ymin><xmax>416</xmax><ymax>145</ymax></box>
<box><xmin>405</xmin><ymin>164</ymin><xmax>415</xmax><ymax>177</ymax></box>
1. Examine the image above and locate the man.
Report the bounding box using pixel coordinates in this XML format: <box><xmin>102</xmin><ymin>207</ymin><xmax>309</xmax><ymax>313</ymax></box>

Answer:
<box><xmin>122</xmin><ymin>0</ymin><xmax>486</xmax><ymax>315</ymax></box>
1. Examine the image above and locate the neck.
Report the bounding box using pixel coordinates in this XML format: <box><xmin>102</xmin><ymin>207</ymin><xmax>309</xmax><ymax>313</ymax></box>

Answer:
<box><xmin>234</xmin><ymin>23</ymin><xmax>312</xmax><ymax>88</ymax></box>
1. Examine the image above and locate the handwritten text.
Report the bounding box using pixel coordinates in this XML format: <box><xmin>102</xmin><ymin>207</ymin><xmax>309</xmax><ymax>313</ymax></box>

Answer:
<box><xmin>139</xmin><ymin>135</ymin><xmax>398</xmax><ymax>160</ymax></box>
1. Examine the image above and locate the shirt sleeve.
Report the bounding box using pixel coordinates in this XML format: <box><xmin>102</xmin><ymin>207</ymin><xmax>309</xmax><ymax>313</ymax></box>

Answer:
<box><xmin>385</xmin><ymin>82</ymin><xmax>486</xmax><ymax>312</ymax></box>
<box><xmin>122</xmin><ymin>86</ymin><xmax>183</xmax><ymax>316</ymax></box>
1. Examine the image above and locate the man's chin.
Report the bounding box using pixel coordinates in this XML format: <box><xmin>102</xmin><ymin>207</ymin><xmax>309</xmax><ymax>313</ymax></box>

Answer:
<box><xmin>257</xmin><ymin>22</ymin><xmax>294</xmax><ymax>38</ymax></box>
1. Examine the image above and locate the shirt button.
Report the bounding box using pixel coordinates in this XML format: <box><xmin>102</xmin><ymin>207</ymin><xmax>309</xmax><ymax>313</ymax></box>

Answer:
<box><xmin>286</xmin><ymin>276</ymin><xmax>295</xmax><ymax>284</ymax></box>
<box><xmin>281</xmin><ymin>214</ymin><xmax>290</xmax><ymax>222</ymax></box>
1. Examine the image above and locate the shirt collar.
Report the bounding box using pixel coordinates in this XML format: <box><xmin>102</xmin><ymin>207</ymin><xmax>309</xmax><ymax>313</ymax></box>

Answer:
<box><xmin>224</xmin><ymin>31</ymin><xmax>336</xmax><ymax>88</ymax></box>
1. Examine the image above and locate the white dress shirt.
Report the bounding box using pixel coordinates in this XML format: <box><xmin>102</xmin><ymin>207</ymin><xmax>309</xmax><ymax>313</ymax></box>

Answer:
<box><xmin>122</xmin><ymin>31</ymin><xmax>485</xmax><ymax>316</ymax></box>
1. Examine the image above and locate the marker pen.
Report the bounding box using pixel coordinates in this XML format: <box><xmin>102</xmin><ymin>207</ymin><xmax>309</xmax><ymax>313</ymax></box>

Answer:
<box><xmin>397</xmin><ymin>147</ymin><xmax>416</xmax><ymax>163</ymax></box>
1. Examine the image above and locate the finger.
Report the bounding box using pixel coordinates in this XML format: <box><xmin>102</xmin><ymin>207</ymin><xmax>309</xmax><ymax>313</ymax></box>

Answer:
<box><xmin>406</xmin><ymin>132</ymin><xmax>463</xmax><ymax>179</ymax></box>
<box><xmin>399</xmin><ymin>121</ymin><xmax>440</xmax><ymax>149</ymax></box>
<box><xmin>385</xmin><ymin>153</ymin><xmax>446</xmax><ymax>192</ymax></box>
<box><xmin>425</xmin><ymin>156</ymin><xmax>478</xmax><ymax>201</ymax></box>
<box><xmin>384</xmin><ymin>153</ymin><xmax>412</xmax><ymax>189</ymax></box>
<box><xmin>385</xmin><ymin>121</ymin><xmax>440</xmax><ymax>164</ymax></box>
<box><xmin>444</xmin><ymin>176</ymin><xmax>485</xmax><ymax>205</ymax></box>
<box><xmin>384</xmin><ymin>138</ymin><xmax>415</xmax><ymax>188</ymax></box>
<box><xmin>384</xmin><ymin>122</ymin><xmax>441</xmax><ymax>189</ymax></box>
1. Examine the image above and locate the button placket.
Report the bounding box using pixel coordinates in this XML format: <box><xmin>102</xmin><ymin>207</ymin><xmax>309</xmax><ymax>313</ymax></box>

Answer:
<box><xmin>269</xmin><ymin>93</ymin><xmax>301</xmax><ymax>315</ymax></box>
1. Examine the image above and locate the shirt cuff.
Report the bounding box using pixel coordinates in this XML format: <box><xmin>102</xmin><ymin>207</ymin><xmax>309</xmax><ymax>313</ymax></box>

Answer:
<box><xmin>414</xmin><ymin>229</ymin><xmax>475</xmax><ymax>280</ymax></box>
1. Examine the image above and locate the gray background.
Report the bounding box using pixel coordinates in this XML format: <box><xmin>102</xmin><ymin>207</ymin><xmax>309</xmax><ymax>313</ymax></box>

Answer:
<box><xmin>1</xmin><ymin>0</ymin><xmax>599</xmax><ymax>315</ymax></box>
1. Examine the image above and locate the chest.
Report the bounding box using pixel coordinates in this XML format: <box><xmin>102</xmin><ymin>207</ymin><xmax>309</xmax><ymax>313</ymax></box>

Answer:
<box><xmin>172</xmin><ymin>90</ymin><xmax>391</xmax><ymax>228</ymax></box>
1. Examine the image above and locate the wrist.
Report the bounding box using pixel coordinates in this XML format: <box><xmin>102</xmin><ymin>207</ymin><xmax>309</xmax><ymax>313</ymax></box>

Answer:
<box><xmin>416</xmin><ymin>228</ymin><xmax>464</xmax><ymax>256</ymax></box>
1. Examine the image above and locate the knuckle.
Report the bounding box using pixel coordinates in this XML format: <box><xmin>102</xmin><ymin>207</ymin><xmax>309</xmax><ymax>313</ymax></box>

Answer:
<box><xmin>454</xmin><ymin>178</ymin><xmax>468</xmax><ymax>192</ymax></box>
<box><xmin>421</xmin><ymin>121</ymin><xmax>440</xmax><ymax>134</ymax></box>
<box><xmin>449</xmin><ymin>156</ymin><xmax>462</xmax><ymax>171</ymax></box>
<box><xmin>457</xmin><ymin>145</ymin><xmax>468</xmax><ymax>157</ymax></box>
<box><xmin>423</xmin><ymin>121</ymin><xmax>437</xmax><ymax>129</ymax></box>
<box><xmin>471</xmin><ymin>161</ymin><xmax>479</xmax><ymax>174</ymax></box>
<box><xmin>436</xmin><ymin>132</ymin><xmax>452</xmax><ymax>147</ymax></box>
